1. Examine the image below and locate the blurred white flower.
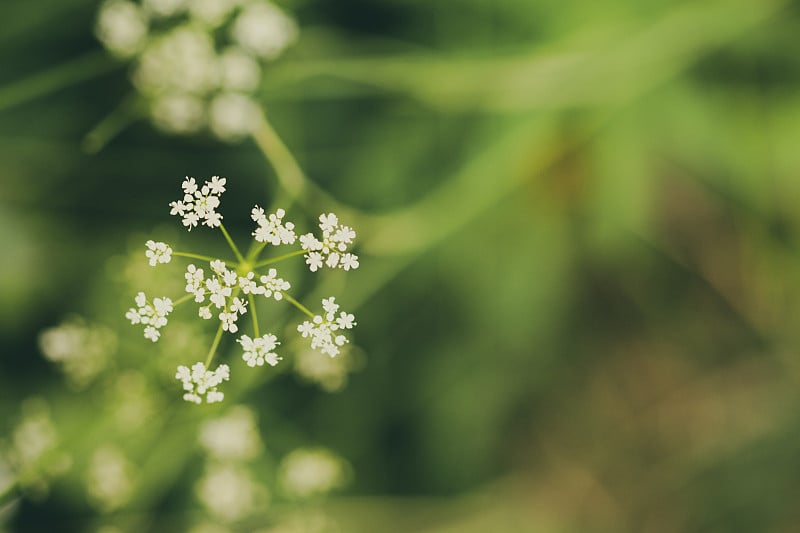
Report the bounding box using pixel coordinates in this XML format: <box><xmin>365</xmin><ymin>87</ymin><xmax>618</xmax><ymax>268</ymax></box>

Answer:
<box><xmin>96</xmin><ymin>0</ymin><xmax>148</xmax><ymax>58</ymax></box>
<box><xmin>134</xmin><ymin>25</ymin><xmax>220</xmax><ymax>96</ymax></box>
<box><xmin>86</xmin><ymin>445</ymin><xmax>134</xmax><ymax>512</ymax></box>
<box><xmin>231</xmin><ymin>1</ymin><xmax>297</xmax><ymax>59</ymax></box>
<box><xmin>4</xmin><ymin>399</ymin><xmax>72</xmax><ymax>497</ymax></box>
<box><xmin>142</xmin><ymin>0</ymin><xmax>188</xmax><ymax>18</ymax></box>
<box><xmin>11</xmin><ymin>399</ymin><xmax>58</xmax><ymax>467</ymax></box>
<box><xmin>196</xmin><ymin>463</ymin><xmax>265</xmax><ymax>522</ymax></box>
<box><xmin>189</xmin><ymin>0</ymin><xmax>239</xmax><ymax>27</ymax></box>
<box><xmin>38</xmin><ymin>317</ymin><xmax>117</xmax><ymax>388</ymax></box>
<box><xmin>151</xmin><ymin>93</ymin><xmax>206</xmax><ymax>134</ymax></box>
<box><xmin>95</xmin><ymin>0</ymin><xmax>299</xmax><ymax>140</ymax></box>
<box><xmin>294</xmin><ymin>345</ymin><xmax>355</xmax><ymax>392</ymax></box>
<box><xmin>278</xmin><ymin>448</ymin><xmax>349</xmax><ymax>499</ymax></box>
<box><xmin>209</xmin><ymin>92</ymin><xmax>259</xmax><ymax>141</ymax></box>
<box><xmin>219</xmin><ymin>47</ymin><xmax>261</xmax><ymax>91</ymax></box>
<box><xmin>198</xmin><ymin>406</ymin><xmax>262</xmax><ymax>460</ymax></box>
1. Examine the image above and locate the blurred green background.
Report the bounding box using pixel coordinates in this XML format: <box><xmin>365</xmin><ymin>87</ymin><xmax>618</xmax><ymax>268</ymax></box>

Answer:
<box><xmin>3</xmin><ymin>0</ymin><xmax>800</xmax><ymax>531</ymax></box>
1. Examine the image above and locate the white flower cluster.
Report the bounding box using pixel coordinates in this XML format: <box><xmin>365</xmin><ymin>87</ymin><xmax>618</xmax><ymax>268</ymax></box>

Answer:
<box><xmin>195</xmin><ymin>406</ymin><xmax>266</xmax><ymax>523</ymax></box>
<box><xmin>185</xmin><ymin>260</ymin><xmax>249</xmax><ymax>332</ymax></box>
<box><xmin>85</xmin><ymin>445</ymin><xmax>134</xmax><ymax>512</ymax></box>
<box><xmin>238</xmin><ymin>334</ymin><xmax>280</xmax><ymax>367</ymax></box>
<box><xmin>297</xmin><ymin>297</ymin><xmax>356</xmax><ymax>357</ymax></box>
<box><xmin>198</xmin><ymin>406</ymin><xmax>262</xmax><ymax>460</ymax></box>
<box><xmin>38</xmin><ymin>317</ymin><xmax>118</xmax><ymax>388</ymax></box>
<box><xmin>251</xmin><ymin>206</ymin><xmax>296</xmax><ymax>245</ymax></box>
<box><xmin>126</xmin><ymin>292</ymin><xmax>173</xmax><ymax>341</ymax></box>
<box><xmin>95</xmin><ymin>0</ymin><xmax>298</xmax><ymax>140</ymax></box>
<box><xmin>129</xmin><ymin>176</ymin><xmax>360</xmax><ymax>405</ymax></box>
<box><xmin>169</xmin><ymin>176</ymin><xmax>226</xmax><ymax>230</ymax></box>
<box><xmin>145</xmin><ymin>239</ymin><xmax>173</xmax><ymax>266</ymax></box>
<box><xmin>278</xmin><ymin>447</ymin><xmax>349</xmax><ymax>499</ymax></box>
<box><xmin>176</xmin><ymin>362</ymin><xmax>231</xmax><ymax>404</ymax></box>
<box><xmin>300</xmin><ymin>213</ymin><xmax>359</xmax><ymax>272</ymax></box>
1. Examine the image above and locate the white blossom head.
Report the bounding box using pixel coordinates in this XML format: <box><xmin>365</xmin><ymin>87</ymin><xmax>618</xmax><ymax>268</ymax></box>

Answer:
<box><xmin>297</xmin><ymin>298</ymin><xmax>356</xmax><ymax>358</ymax></box>
<box><xmin>176</xmin><ymin>362</ymin><xmax>230</xmax><ymax>404</ymax></box>
<box><xmin>38</xmin><ymin>317</ymin><xmax>117</xmax><ymax>388</ymax></box>
<box><xmin>85</xmin><ymin>445</ymin><xmax>134</xmax><ymax>512</ymax></box>
<box><xmin>198</xmin><ymin>406</ymin><xmax>262</xmax><ymax>460</ymax></box>
<box><xmin>96</xmin><ymin>0</ymin><xmax>148</xmax><ymax>58</ymax></box>
<box><xmin>278</xmin><ymin>448</ymin><xmax>349</xmax><ymax>499</ymax></box>
<box><xmin>94</xmin><ymin>0</ymin><xmax>299</xmax><ymax>140</ymax></box>
<box><xmin>300</xmin><ymin>213</ymin><xmax>359</xmax><ymax>272</ymax></box>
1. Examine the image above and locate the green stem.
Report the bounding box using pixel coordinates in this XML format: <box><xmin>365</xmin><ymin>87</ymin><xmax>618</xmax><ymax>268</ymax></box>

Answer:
<box><xmin>0</xmin><ymin>50</ymin><xmax>120</xmax><ymax>113</ymax></box>
<box><xmin>251</xmin><ymin>110</ymin><xmax>307</xmax><ymax>202</ymax></box>
<box><xmin>218</xmin><ymin>223</ymin><xmax>245</xmax><ymax>264</ymax></box>
<box><xmin>204</xmin><ymin>322</ymin><xmax>225</xmax><ymax>367</ymax></box>
<box><xmin>82</xmin><ymin>94</ymin><xmax>143</xmax><ymax>153</ymax></box>
<box><xmin>247</xmin><ymin>293</ymin><xmax>260</xmax><ymax>338</ymax></box>
<box><xmin>283</xmin><ymin>293</ymin><xmax>315</xmax><ymax>319</ymax></box>
<box><xmin>253</xmin><ymin>248</ymin><xmax>306</xmax><ymax>268</ymax></box>
<box><xmin>245</xmin><ymin>241</ymin><xmax>267</xmax><ymax>264</ymax></box>
<box><xmin>0</xmin><ymin>481</ymin><xmax>19</xmax><ymax>508</ymax></box>
<box><xmin>172</xmin><ymin>251</ymin><xmax>229</xmax><ymax>263</ymax></box>
<box><xmin>172</xmin><ymin>293</ymin><xmax>194</xmax><ymax>307</ymax></box>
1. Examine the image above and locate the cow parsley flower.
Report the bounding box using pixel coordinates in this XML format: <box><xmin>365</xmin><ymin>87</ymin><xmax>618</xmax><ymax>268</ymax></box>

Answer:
<box><xmin>145</xmin><ymin>240</ymin><xmax>172</xmax><ymax>266</ymax></box>
<box><xmin>300</xmin><ymin>213</ymin><xmax>359</xmax><ymax>272</ymax></box>
<box><xmin>95</xmin><ymin>0</ymin><xmax>148</xmax><ymax>59</ymax></box>
<box><xmin>127</xmin><ymin>176</ymin><xmax>360</xmax><ymax>404</ymax></box>
<box><xmin>238</xmin><ymin>334</ymin><xmax>281</xmax><ymax>367</ymax></box>
<box><xmin>230</xmin><ymin>1</ymin><xmax>297</xmax><ymax>59</ymax></box>
<box><xmin>95</xmin><ymin>0</ymin><xmax>298</xmax><ymax>141</ymax></box>
<box><xmin>251</xmin><ymin>207</ymin><xmax>296</xmax><ymax>245</ymax></box>
<box><xmin>169</xmin><ymin>176</ymin><xmax>225</xmax><ymax>230</ymax></box>
<box><xmin>38</xmin><ymin>317</ymin><xmax>117</xmax><ymax>388</ymax></box>
<box><xmin>278</xmin><ymin>447</ymin><xmax>349</xmax><ymax>499</ymax></box>
<box><xmin>297</xmin><ymin>297</ymin><xmax>356</xmax><ymax>357</ymax></box>
<box><xmin>176</xmin><ymin>362</ymin><xmax>230</xmax><ymax>404</ymax></box>
<box><xmin>126</xmin><ymin>292</ymin><xmax>173</xmax><ymax>342</ymax></box>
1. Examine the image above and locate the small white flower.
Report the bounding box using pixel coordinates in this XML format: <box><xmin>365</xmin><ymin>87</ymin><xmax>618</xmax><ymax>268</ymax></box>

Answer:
<box><xmin>251</xmin><ymin>207</ymin><xmax>296</xmax><ymax>245</ymax></box>
<box><xmin>305</xmin><ymin>252</ymin><xmax>323</xmax><ymax>272</ymax></box>
<box><xmin>198</xmin><ymin>307</ymin><xmax>212</xmax><ymax>320</ymax></box>
<box><xmin>297</xmin><ymin>298</ymin><xmax>355</xmax><ymax>358</ymax></box>
<box><xmin>340</xmin><ymin>253</ymin><xmax>359</xmax><ymax>271</ymax></box>
<box><xmin>258</xmin><ymin>268</ymin><xmax>290</xmax><ymax>300</ymax></box>
<box><xmin>144</xmin><ymin>326</ymin><xmax>160</xmax><ymax>342</ymax></box>
<box><xmin>300</xmin><ymin>213</ymin><xmax>358</xmax><ymax>272</ymax></box>
<box><xmin>176</xmin><ymin>362</ymin><xmax>230</xmax><ymax>404</ymax></box>
<box><xmin>230</xmin><ymin>297</ymin><xmax>247</xmax><ymax>316</ymax></box>
<box><xmin>145</xmin><ymin>240</ymin><xmax>173</xmax><ymax>266</ymax></box>
<box><xmin>208</xmin><ymin>175</ymin><xmax>227</xmax><ymax>195</ymax></box>
<box><xmin>126</xmin><ymin>292</ymin><xmax>173</xmax><ymax>342</ymax></box>
<box><xmin>318</xmin><ymin>213</ymin><xmax>338</xmax><ymax>233</ymax></box>
<box><xmin>170</xmin><ymin>176</ymin><xmax>226</xmax><ymax>231</ymax></box>
<box><xmin>238</xmin><ymin>334</ymin><xmax>281</xmax><ymax>367</ymax></box>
